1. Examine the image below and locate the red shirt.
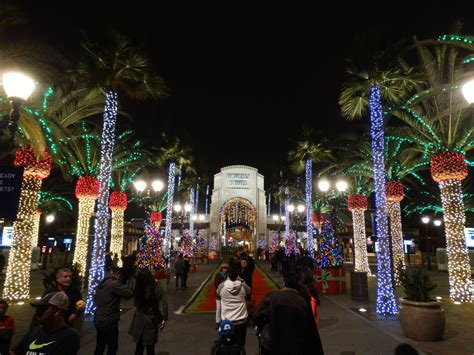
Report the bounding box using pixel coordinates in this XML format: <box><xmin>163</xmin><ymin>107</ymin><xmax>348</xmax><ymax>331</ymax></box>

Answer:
<box><xmin>0</xmin><ymin>315</ymin><xmax>15</xmax><ymax>334</ymax></box>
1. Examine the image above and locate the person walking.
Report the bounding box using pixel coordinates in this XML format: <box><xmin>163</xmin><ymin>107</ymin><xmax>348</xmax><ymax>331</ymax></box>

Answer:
<box><xmin>216</xmin><ymin>266</ymin><xmax>250</xmax><ymax>355</ymax></box>
<box><xmin>129</xmin><ymin>269</ymin><xmax>168</xmax><ymax>355</ymax></box>
<box><xmin>123</xmin><ymin>251</ymin><xmax>138</xmax><ymax>289</ymax></box>
<box><xmin>94</xmin><ymin>267</ymin><xmax>133</xmax><ymax>355</ymax></box>
<box><xmin>174</xmin><ymin>255</ymin><xmax>185</xmax><ymax>290</ymax></box>
<box><xmin>11</xmin><ymin>292</ymin><xmax>80</xmax><ymax>355</ymax></box>
<box><xmin>182</xmin><ymin>256</ymin><xmax>191</xmax><ymax>289</ymax></box>
<box><xmin>253</xmin><ymin>272</ymin><xmax>324</xmax><ymax>355</ymax></box>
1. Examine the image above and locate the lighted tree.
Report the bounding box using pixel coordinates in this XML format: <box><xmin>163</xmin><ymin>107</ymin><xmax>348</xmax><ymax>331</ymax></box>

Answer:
<box><xmin>284</xmin><ymin>231</ymin><xmax>300</xmax><ymax>256</ymax></box>
<box><xmin>315</xmin><ymin>220</ymin><xmax>343</xmax><ymax>269</ymax></box>
<box><xmin>270</xmin><ymin>231</ymin><xmax>280</xmax><ymax>253</ymax></box>
<box><xmin>79</xmin><ymin>32</ymin><xmax>166</xmax><ymax>314</ymax></box>
<box><xmin>137</xmin><ymin>218</ymin><xmax>165</xmax><ymax>269</ymax></box>
<box><xmin>339</xmin><ymin>48</ymin><xmax>418</xmax><ymax>314</ymax></box>
<box><xmin>347</xmin><ymin>194</ymin><xmax>371</xmax><ymax>274</ymax></box>
<box><xmin>289</xmin><ymin>130</ymin><xmax>333</xmax><ymax>258</ymax></box>
<box><xmin>3</xmin><ymin>147</ymin><xmax>51</xmax><ymax>301</ymax></box>
<box><xmin>393</xmin><ymin>31</ymin><xmax>474</xmax><ymax>302</ymax></box>
<box><xmin>178</xmin><ymin>229</ymin><xmax>194</xmax><ymax>258</ymax></box>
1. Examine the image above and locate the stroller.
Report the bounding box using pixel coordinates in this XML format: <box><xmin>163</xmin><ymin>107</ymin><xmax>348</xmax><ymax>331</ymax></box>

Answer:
<box><xmin>210</xmin><ymin>319</ymin><xmax>242</xmax><ymax>355</ymax></box>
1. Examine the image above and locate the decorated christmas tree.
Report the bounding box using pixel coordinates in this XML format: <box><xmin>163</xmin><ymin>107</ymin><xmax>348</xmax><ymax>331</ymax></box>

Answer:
<box><xmin>270</xmin><ymin>231</ymin><xmax>281</xmax><ymax>254</ymax></box>
<box><xmin>315</xmin><ymin>220</ymin><xmax>343</xmax><ymax>268</ymax></box>
<box><xmin>285</xmin><ymin>230</ymin><xmax>300</xmax><ymax>256</ymax></box>
<box><xmin>137</xmin><ymin>218</ymin><xmax>166</xmax><ymax>269</ymax></box>
<box><xmin>178</xmin><ymin>229</ymin><xmax>194</xmax><ymax>258</ymax></box>
<box><xmin>195</xmin><ymin>230</ymin><xmax>206</xmax><ymax>257</ymax></box>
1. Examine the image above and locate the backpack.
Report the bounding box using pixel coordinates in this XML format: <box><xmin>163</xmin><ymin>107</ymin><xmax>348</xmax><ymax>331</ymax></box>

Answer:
<box><xmin>211</xmin><ymin>337</ymin><xmax>241</xmax><ymax>355</ymax></box>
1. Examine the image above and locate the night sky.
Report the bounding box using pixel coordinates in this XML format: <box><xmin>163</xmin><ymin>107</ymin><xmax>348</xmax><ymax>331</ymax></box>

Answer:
<box><xmin>15</xmin><ymin>3</ymin><xmax>474</xmax><ymax>186</ymax></box>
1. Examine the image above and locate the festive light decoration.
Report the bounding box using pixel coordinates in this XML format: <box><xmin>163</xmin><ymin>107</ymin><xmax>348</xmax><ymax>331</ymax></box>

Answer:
<box><xmin>220</xmin><ymin>197</ymin><xmax>256</xmax><ymax>233</ymax></box>
<box><xmin>164</xmin><ymin>162</ymin><xmax>176</xmax><ymax>268</ymax></box>
<box><xmin>205</xmin><ymin>184</ymin><xmax>210</xmax><ymax>214</ymax></box>
<box><xmin>178</xmin><ymin>229</ymin><xmax>194</xmax><ymax>258</ymax></box>
<box><xmin>86</xmin><ymin>91</ymin><xmax>118</xmax><ymax>314</ymax></box>
<box><xmin>305</xmin><ymin>160</ymin><xmax>315</xmax><ymax>258</ymax></box>
<box><xmin>3</xmin><ymin>148</ymin><xmax>51</xmax><ymax>301</ymax></box>
<box><xmin>195</xmin><ymin>231</ymin><xmax>206</xmax><ymax>257</ymax></box>
<box><xmin>209</xmin><ymin>235</ymin><xmax>218</xmax><ymax>253</ymax></box>
<box><xmin>386</xmin><ymin>182</ymin><xmax>405</xmax><ymax>284</ymax></box>
<box><xmin>151</xmin><ymin>212</ymin><xmax>163</xmax><ymax>224</ymax></box>
<box><xmin>430</xmin><ymin>151</ymin><xmax>472</xmax><ymax>302</ymax></box>
<box><xmin>267</xmin><ymin>193</ymin><xmax>271</xmax><ymax>216</ymax></box>
<box><xmin>32</xmin><ymin>209</ymin><xmax>42</xmax><ymax>248</ymax></box>
<box><xmin>315</xmin><ymin>220</ymin><xmax>343</xmax><ymax>268</ymax></box>
<box><xmin>270</xmin><ymin>231</ymin><xmax>281</xmax><ymax>253</ymax></box>
<box><xmin>194</xmin><ymin>185</ymin><xmax>199</xmax><ymax>214</ymax></box>
<box><xmin>284</xmin><ymin>187</ymin><xmax>290</xmax><ymax>238</ymax></box>
<box><xmin>430</xmin><ymin>151</ymin><xmax>468</xmax><ymax>182</ymax></box>
<box><xmin>348</xmin><ymin>195</ymin><xmax>371</xmax><ymax>275</ymax></box>
<box><xmin>137</xmin><ymin>217</ymin><xmax>165</xmax><ymax>269</ymax></box>
<box><xmin>284</xmin><ymin>231</ymin><xmax>300</xmax><ymax>256</ymax></box>
<box><xmin>109</xmin><ymin>192</ymin><xmax>127</xmax><ymax>267</ymax></box>
<box><xmin>73</xmin><ymin>176</ymin><xmax>99</xmax><ymax>276</ymax></box>
<box><xmin>369</xmin><ymin>85</ymin><xmax>398</xmax><ymax>315</ymax></box>
<box><xmin>189</xmin><ymin>187</ymin><xmax>195</xmax><ymax>240</ymax></box>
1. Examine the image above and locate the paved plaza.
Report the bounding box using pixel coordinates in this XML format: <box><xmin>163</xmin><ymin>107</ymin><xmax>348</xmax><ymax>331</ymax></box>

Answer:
<box><xmin>1</xmin><ymin>261</ymin><xmax>472</xmax><ymax>354</ymax></box>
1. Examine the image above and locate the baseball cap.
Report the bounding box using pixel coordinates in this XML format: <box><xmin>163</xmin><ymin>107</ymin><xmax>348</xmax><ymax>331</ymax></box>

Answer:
<box><xmin>218</xmin><ymin>319</ymin><xmax>234</xmax><ymax>336</ymax></box>
<box><xmin>30</xmin><ymin>292</ymin><xmax>69</xmax><ymax>311</ymax></box>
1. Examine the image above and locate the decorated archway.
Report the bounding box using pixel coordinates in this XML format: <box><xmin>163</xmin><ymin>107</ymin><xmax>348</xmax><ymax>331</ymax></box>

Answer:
<box><xmin>220</xmin><ymin>197</ymin><xmax>257</xmax><ymax>251</ymax></box>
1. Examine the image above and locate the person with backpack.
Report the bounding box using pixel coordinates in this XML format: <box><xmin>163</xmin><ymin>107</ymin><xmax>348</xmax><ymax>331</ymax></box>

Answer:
<box><xmin>216</xmin><ymin>266</ymin><xmax>250</xmax><ymax>355</ymax></box>
<box><xmin>210</xmin><ymin>319</ymin><xmax>241</xmax><ymax>355</ymax></box>
<box><xmin>129</xmin><ymin>269</ymin><xmax>168</xmax><ymax>355</ymax></box>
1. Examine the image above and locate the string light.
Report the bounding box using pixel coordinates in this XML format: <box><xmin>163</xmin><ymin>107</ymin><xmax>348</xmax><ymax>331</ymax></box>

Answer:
<box><xmin>369</xmin><ymin>85</ymin><xmax>398</xmax><ymax>315</ymax></box>
<box><xmin>109</xmin><ymin>192</ymin><xmax>127</xmax><ymax>267</ymax></box>
<box><xmin>32</xmin><ymin>209</ymin><xmax>42</xmax><ymax>248</ymax></box>
<box><xmin>3</xmin><ymin>147</ymin><xmax>51</xmax><ymax>301</ymax></box>
<box><xmin>285</xmin><ymin>230</ymin><xmax>300</xmax><ymax>256</ymax></box>
<box><xmin>164</xmin><ymin>162</ymin><xmax>176</xmax><ymax>268</ymax></box>
<box><xmin>305</xmin><ymin>159</ymin><xmax>314</xmax><ymax>258</ymax></box>
<box><xmin>189</xmin><ymin>187</ymin><xmax>195</xmax><ymax>240</ymax></box>
<box><xmin>348</xmin><ymin>195</ymin><xmax>371</xmax><ymax>275</ymax></box>
<box><xmin>285</xmin><ymin>187</ymin><xmax>290</xmax><ymax>239</ymax></box>
<box><xmin>431</xmin><ymin>151</ymin><xmax>472</xmax><ymax>302</ymax></box>
<box><xmin>86</xmin><ymin>91</ymin><xmax>118</xmax><ymax>314</ymax></box>
<box><xmin>385</xmin><ymin>182</ymin><xmax>405</xmax><ymax>284</ymax></box>
<box><xmin>178</xmin><ymin>229</ymin><xmax>194</xmax><ymax>258</ymax></box>
<box><xmin>138</xmin><ymin>215</ymin><xmax>165</xmax><ymax>269</ymax></box>
<box><xmin>205</xmin><ymin>184</ymin><xmax>210</xmax><ymax>215</ymax></box>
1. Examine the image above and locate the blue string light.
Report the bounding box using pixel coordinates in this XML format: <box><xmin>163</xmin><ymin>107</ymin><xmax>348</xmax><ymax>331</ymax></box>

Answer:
<box><xmin>189</xmin><ymin>187</ymin><xmax>195</xmax><ymax>240</ymax></box>
<box><xmin>164</xmin><ymin>162</ymin><xmax>176</xmax><ymax>268</ymax></box>
<box><xmin>305</xmin><ymin>159</ymin><xmax>314</xmax><ymax>258</ymax></box>
<box><xmin>205</xmin><ymin>185</ymin><xmax>210</xmax><ymax>215</ymax></box>
<box><xmin>370</xmin><ymin>85</ymin><xmax>398</xmax><ymax>315</ymax></box>
<box><xmin>86</xmin><ymin>91</ymin><xmax>118</xmax><ymax>314</ymax></box>
<box><xmin>285</xmin><ymin>186</ymin><xmax>290</xmax><ymax>239</ymax></box>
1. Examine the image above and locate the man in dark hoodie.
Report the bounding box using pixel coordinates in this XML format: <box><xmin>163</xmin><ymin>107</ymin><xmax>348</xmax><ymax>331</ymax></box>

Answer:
<box><xmin>94</xmin><ymin>267</ymin><xmax>132</xmax><ymax>355</ymax></box>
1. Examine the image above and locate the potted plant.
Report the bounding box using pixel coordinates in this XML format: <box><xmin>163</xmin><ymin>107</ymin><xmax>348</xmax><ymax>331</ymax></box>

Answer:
<box><xmin>398</xmin><ymin>264</ymin><xmax>445</xmax><ymax>341</ymax></box>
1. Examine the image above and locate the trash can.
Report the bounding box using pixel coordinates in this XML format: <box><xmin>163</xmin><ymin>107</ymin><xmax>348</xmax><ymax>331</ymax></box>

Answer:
<box><xmin>350</xmin><ymin>271</ymin><xmax>369</xmax><ymax>301</ymax></box>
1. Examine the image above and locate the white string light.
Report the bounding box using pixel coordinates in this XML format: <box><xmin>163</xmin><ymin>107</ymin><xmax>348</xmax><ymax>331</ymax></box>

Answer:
<box><xmin>284</xmin><ymin>186</ymin><xmax>290</xmax><ymax>241</ymax></box>
<box><xmin>439</xmin><ymin>179</ymin><xmax>472</xmax><ymax>302</ymax></box>
<box><xmin>387</xmin><ymin>200</ymin><xmax>405</xmax><ymax>284</ymax></box>
<box><xmin>72</xmin><ymin>198</ymin><xmax>96</xmax><ymax>276</ymax></box>
<box><xmin>164</xmin><ymin>162</ymin><xmax>176</xmax><ymax>268</ymax></box>
<box><xmin>189</xmin><ymin>187</ymin><xmax>195</xmax><ymax>240</ymax></box>
<box><xmin>86</xmin><ymin>91</ymin><xmax>118</xmax><ymax>314</ymax></box>
<box><xmin>110</xmin><ymin>209</ymin><xmax>124</xmax><ymax>267</ymax></box>
<box><xmin>305</xmin><ymin>160</ymin><xmax>314</xmax><ymax>258</ymax></box>
<box><xmin>369</xmin><ymin>84</ymin><xmax>398</xmax><ymax>315</ymax></box>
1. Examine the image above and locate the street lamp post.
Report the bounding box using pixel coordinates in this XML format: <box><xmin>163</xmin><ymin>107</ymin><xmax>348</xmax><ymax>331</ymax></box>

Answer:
<box><xmin>133</xmin><ymin>179</ymin><xmax>164</xmax><ymax>208</ymax></box>
<box><xmin>421</xmin><ymin>216</ymin><xmax>432</xmax><ymax>270</ymax></box>
<box><xmin>1</xmin><ymin>72</ymin><xmax>35</xmax><ymax>146</ymax></box>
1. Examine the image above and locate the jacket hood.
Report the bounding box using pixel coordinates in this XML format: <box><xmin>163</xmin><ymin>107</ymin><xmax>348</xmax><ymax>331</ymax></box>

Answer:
<box><xmin>224</xmin><ymin>279</ymin><xmax>242</xmax><ymax>295</ymax></box>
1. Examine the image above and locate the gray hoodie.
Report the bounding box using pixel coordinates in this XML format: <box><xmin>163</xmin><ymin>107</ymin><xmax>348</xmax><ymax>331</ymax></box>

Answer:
<box><xmin>94</xmin><ymin>275</ymin><xmax>132</xmax><ymax>327</ymax></box>
<box><xmin>216</xmin><ymin>278</ymin><xmax>250</xmax><ymax>324</ymax></box>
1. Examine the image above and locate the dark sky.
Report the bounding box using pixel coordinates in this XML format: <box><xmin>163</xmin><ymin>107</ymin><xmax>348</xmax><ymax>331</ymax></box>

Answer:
<box><xmin>16</xmin><ymin>3</ymin><xmax>474</xmax><ymax>187</ymax></box>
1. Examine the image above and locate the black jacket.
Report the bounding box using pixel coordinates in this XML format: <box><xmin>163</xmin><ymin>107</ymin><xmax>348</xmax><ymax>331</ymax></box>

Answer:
<box><xmin>254</xmin><ymin>288</ymin><xmax>324</xmax><ymax>355</ymax></box>
<box><xmin>94</xmin><ymin>275</ymin><xmax>132</xmax><ymax>327</ymax></box>
<box><xmin>44</xmin><ymin>285</ymin><xmax>84</xmax><ymax>323</ymax></box>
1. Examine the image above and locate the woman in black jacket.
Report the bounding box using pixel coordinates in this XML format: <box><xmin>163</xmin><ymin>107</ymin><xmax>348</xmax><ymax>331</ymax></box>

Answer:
<box><xmin>129</xmin><ymin>269</ymin><xmax>168</xmax><ymax>355</ymax></box>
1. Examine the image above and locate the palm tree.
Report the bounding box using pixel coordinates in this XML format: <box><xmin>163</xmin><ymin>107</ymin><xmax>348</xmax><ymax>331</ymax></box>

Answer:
<box><xmin>109</xmin><ymin>131</ymin><xmax>151</xmax><ymax>265</ymax></box>
<box><xmin>392</xmin><ymin>28</ymin><xmax>474</xmax><ymax>302</ymax></box>
<box><xmin>339</xmin><ymin>49</ymin><xmax>419</xmax><ymax>315</ymax></box>
<box><xmin>75</xmin><ymin>32</ymin><xmax>166</xmax><ymax>313</ymax></box>
<box><xmin>288</xmin><ymin>130</ymin><xmax>333</xmax><ymax>258</ymax></box>
<box><xmin>156</xmin><ymin>134</ymin><xmax>195</xmax><ymax>266</ymax></box>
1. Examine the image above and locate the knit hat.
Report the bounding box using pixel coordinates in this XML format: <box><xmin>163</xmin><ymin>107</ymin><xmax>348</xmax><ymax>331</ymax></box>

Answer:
<box><xmin>218</xmin><ymin>319</ymin><xmax>234</xmax><ymax>336</ymax></box>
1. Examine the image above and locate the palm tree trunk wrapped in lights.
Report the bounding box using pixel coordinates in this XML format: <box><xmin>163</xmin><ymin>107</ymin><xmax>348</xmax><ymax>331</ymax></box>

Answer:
<box><xmin>32</xmin><ymin>209</ymin><xmax>42</xmax><ymax>249</ymax></box>
<box><xmin>348</xmin><ymin>195</ymin><xmax>371</xmax><ymax>275</ymax></box>
<box><xmin>109</xmin><ymin>191</ymin><xmax>127</xmax><ymax>267</ymax></box>
<box><xmin>73</xmin><ymin>176</ymin><xmax>100</xmax><ymax>276</ymax></box>
<box><xmin>431</xmin><ymin>151</ymin><xmax>471</xmax><ymax>302</ymax></box>
<box><xmin>385</xmin><ymin>181</ymin><xmax>405</xmax><ymax>284</ymax></box>
<box><xmin>3</xmin><ymin>147</ymin><xmax>51</xmax><ymax>301</ymax></box>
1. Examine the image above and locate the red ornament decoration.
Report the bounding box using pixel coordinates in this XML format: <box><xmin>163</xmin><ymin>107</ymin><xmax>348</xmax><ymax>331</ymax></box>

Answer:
<box><xmin>109</xmin><ymin>191</ymin><xmax>128</xmax><ymax>211</ymax></box>
<box><xmin>75</xmin><ymin>176</ymin><xmax>100</xmax><ymax>199</ymax></box>
<box><xmin>14</xmin><ymin>146</ymin><xmax>52</xmax><ymax>179</ymax></box>
<box><xmin>385</xmin><ymin>181</ymin><xmax>404</xmax><ymax>202</ymax></box>
<box><xmin>347</xmin><ymin>194</ymin><xmax>368</xmax><ymax>211</ymax></box>
<box><xmin>430</xmin><ymin>151</ymin><xmax>468</xmax><ymax>182</ymax></box>
<box><xmin>150</xmin><ymin>211</ymin><xmax>163</xmax><ymax>224</ymax></box>
<box><xmin>311</xmin><ymin>212</ymin><xmax>322</xmax><ymax>225</ymax></box>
